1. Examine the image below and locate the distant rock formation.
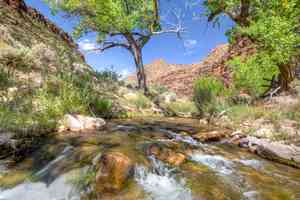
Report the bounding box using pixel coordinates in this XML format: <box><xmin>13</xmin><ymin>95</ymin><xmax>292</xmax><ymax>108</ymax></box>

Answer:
<box><xmin>128</xmin><ymin>37</ymin><xmax>256</xmax><ymax>97</ymax></box>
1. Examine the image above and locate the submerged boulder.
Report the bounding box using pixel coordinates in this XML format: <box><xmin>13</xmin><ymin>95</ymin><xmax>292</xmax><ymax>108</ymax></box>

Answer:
<box><xmin>192</xmin><ymin>131</ymin><xmax>226</xmax><ymax>142</ymax></box>
<box><xmin>233</xmin><ymin>135</ymin><xmax>300</xmax><ymax>168</ymax></box>
<box><xmin>58</xmin><ymin>114</ymin><xmax>106</xmax><ymax>132</ymax></box>
<box><xmin>247</xmin><ymin>137</ymin><xmax>300</xmax><ymax>168</ymax></box>
<box><xmin>146</xmin><ymin>143</ymin><xmax>187</xmax><ymax>166</ymax></box>
<box><xmin>95</xmin><ymin>152</ymin><xmax>134</xmax><ymax>193</ymax></box>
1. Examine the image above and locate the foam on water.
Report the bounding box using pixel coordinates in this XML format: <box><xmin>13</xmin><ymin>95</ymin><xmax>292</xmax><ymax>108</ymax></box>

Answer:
<box><xmin>0</xmin><ymin>171</ymin><xmax>80</xmax><ymax>200</ymax></box>
<box><xmin>190</xmin><ymin>154</ymin><xmax>234</xmax><ymax>175</ymax></box>
<box><xmin>35</xmin><ymin>145</ymin><xmax>74</xmax><ymax>179</ymax></box>
<box><xmin>159</xmin><ymin>129</ymin><xmax>200</xmax><ymax>147</ymax></box>
<box><xmin>135</xmin><ymin>156</ymin><xmax>193</xmax><ymax>200</ymax></box>
<box><xmin>238</xmin><ymin>159</ymin><xmax>262</xmax><ymax>170</ymax></box>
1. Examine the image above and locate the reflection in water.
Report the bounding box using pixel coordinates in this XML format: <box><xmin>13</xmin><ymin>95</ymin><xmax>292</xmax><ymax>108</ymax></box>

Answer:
<box><xmin>135</xmin><ymin>156</ymin><xmax>193</xmax><ymax>200</ymax></box>
<box><xmin>0</xmin><ymin>171</ymin><xmax>80</xmax><ymax>200</ymax></box>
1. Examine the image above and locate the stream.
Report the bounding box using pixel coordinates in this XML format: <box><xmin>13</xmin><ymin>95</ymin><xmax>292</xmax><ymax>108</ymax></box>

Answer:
<box><xmin>0</xmin><ymin>118</ymin><xmax>299</xmax><ymax>200</ymax></box>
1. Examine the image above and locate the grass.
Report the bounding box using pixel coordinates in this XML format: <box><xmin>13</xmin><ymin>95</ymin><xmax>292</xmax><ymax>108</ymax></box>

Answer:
<box><xmin>128</xmin><ymin>93</ymin><xmax>152</xmax><ymax>109</ymax></box>
<box><xmin>226</xmin><ymin>105</ymin><xmax>282</xmax><ymax>125</ymax></box>
<box><xmin>165</xmin><ymin>100</ymin><xmax>198</xmax><ymax>115</ymax></box>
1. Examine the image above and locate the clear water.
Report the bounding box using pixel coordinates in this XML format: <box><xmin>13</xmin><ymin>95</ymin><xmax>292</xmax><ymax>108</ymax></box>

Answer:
<box><xmin>0</xmin><ymin>118</ymin><xmax>299</xmax><ymax>200</ymax></box>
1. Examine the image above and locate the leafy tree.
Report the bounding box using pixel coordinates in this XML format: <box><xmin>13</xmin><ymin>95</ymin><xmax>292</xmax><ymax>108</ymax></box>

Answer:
<box><xmin>204</xmin><ymin>0</ymin><xmax>300</xmax><ymax>93</ymax></box>
<box><xmin>46</xmin><ymin>0</ymin><xmax>182</xmax><ymax>94</ymax></box>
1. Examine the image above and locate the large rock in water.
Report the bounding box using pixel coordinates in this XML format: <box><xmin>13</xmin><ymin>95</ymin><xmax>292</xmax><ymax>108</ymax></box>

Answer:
<box><xmin>58</xmin><ymin>114</ymin><xmax>106</xmax><ymax>132</ymax></box>
<box><xmin>192</xmin><ymin>131</ymin><xmax>226</xmax><ymax>142</ymax></box>
<box><xmin>247</xmin><ymin>137</ymin><xmax>300</xmax><ymax>168</ymax></box>
<box><xmin>95</xmin><ymin>152</ymin><xmax>134</xmax><ymax>193</ymax></box>
<box><xmin>146</xmin><ymin>143</ymin><xmax>187</xmax><ymax>166</ymax></box>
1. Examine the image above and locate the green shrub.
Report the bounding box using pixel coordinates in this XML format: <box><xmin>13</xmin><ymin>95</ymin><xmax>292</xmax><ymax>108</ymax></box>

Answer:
<box><xmin>150</xmin><ymin>84</ymin><xmax>169</xmax><ymax>96</ymax></box>
<box><xmin>91</xmin><ymin>98</ymin><xmax>113</xmax><ymax>118</ymax></box>
<box><xmin>95</xmin><ymin>68</ymin><xmax>121</xmax><ymax>82</ymax></box>
<box><xmin>229</xmin><ymin>53</ymin><xmax>279</xmax><ymax>96</ymax></box>
<box><xmin>0</xmin><ymin>69</ymin><xmax>13</xmax><ymax>90</ymax></box>
<box><xmin>193</xmin><ymin>76</ymin><xmax>225</xmax><ymax>116</ymax></box>
<box><xmin>165</xmin><ymin>100</ymin><xmax>198</xmax><ymax>115</ymax></box>
<box><xmin>129</xmin><ymin>93</ymin><xmax>151</xmax><ymax>109</ymax></box>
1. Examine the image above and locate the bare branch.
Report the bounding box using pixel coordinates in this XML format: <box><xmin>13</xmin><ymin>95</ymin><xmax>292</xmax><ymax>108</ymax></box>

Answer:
<box><xmin>152</xmin><ymin>9</ymin><xmax>186</xmax><ymax>38</ymax></box>
<box><xmin>87</xmin><ymin>41</ymin><xmax>130</xmax><ymax>53</ymax></box>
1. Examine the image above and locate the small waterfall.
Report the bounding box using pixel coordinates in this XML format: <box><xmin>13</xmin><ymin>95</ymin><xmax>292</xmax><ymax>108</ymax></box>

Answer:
<box><xmin>34</xmin><ymin>145</ymin><xmax>74</xmax><ymax>179</ymax></box>
<box><xmin>0</xmin><ymin>170</ymin><xmax>80</xmax><ymax>200</ymax></box>
<box><xmin>158</xmin><ymin>129</ymin><xmax>201</xmax><ymax>147</ymax></box>
<box><xmin>190</xmin><ymin>154</ymin><xmax>234</xmax><ymax>175</ymax></box>
<box><xmin>237</xmin><ymin>159</ymin><xmax>262</xmax><ymax>170</ymax></box>
<box><xmin>135</xmin><ymin>156</ymin><xmax>193</xmax><ymax>200</ymax></box>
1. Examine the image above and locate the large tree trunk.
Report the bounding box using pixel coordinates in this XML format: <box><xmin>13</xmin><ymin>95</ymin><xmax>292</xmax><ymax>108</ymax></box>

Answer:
<box><xmin>132</xmin><ymin>46</ymin><xmax>149</xmax><ymax>95</ymax></box>
<box><xmin>124</xmin><ymin>33</ymin><xmax>149</xmax><ymax>95</ymax></box>
<box><xmin>278</xmin><ymin>63</ymin><xmax>295</xmax><ymax>91</ymax></box>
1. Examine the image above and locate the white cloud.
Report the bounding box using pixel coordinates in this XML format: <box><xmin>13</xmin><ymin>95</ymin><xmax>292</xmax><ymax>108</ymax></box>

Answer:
<box><xmin>184</xmin><ymin>39</ymin><xmax>198</xmax><ymax>49</ymax></box>
<box><xmin>120</xmin><ymin>69</ymin><xmax>130</xmax><ymax>78</ymax></box>
<box><xmin>78</xmin><ymin>39</ymin><xmax>97</xmax><ymax>51</ymax></box>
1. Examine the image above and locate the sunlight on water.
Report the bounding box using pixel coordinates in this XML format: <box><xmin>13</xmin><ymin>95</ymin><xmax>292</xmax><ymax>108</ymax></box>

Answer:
<box><xmin>158</xmin><ymin>129</ymin><xmax>200</xmax><ymax>147</ymax></box>
<box><xmin>135</xmin><ymin>156</ymin><xmax>193</xmax><ymax>200</ymax></box>
<box><xmin>190</xmin><ymin>154</ymin><xmax>234</xmax><ymax>175</ymax></box>
<box><xmin>0</xmin><ymin>173</ymin><xmax>80</xmax><ymax>200</ymax></box>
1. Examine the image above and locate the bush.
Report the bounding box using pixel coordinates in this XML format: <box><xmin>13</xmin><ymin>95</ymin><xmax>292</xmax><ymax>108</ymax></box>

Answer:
<box><xmin>95</xmin><ymin>68</ymin><xmax>121</xmax><ymax>83</ymax></box>
<box><xmin>90</xmin><ymin>98</ymin><xmax>113</xmax><ymax>118</ymax></box>
<box><xmin>165</xmin><ymin>100</ymin><xmax>198</xmax><ymax>116</ymax></box>
<box><xmin>0</xmin><ymin>75</ymin><xmax>94</xmax><ymax>133</ymax></box>
<box><xmin>0</xmin><ymin>69</ymin><xmax>13</xmax><ymax>90</ymax></box>
<box><xmin>229</xmin><ymin>53</ymin><xmax>279</xmax><ymax>96</ymax></box>
<box><xmin>193</xmin><ymin>76</ymin><xmax>225</xmax><ymax>116</ymax></box>
<box><xmin>128</xmin><ymin>93</ymin><xmax>152</xmax><ymax>109</ymax></box>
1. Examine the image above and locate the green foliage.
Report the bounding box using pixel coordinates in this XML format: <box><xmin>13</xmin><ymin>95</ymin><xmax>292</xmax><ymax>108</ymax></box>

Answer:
<box><xmin>46</xmin><ymin>0</ymin><xmax>159</xmax><ymax>40</ymax></box>
<box><xmin>95</xmin><ymin>68</ymin><xmax>121</xmax><ymax>83</ymax></box>
<box><xmin>165</xmin><ymin>100</ymin><xmax>198</xmax><ymax>116</ymax></box>
<box><xmin>0</xmin><ymin>69</ymin><xmax>13</xmax><ymax>90</ymax></box>
<box><xmin>150</xmin><ymin>84</ymin><xmax>169</xmax><ymax>96</ymax></box>
<box><xmin>193</xmin><ymin>76</ymin><xmax>225</xmax><ymax>115</ymax></box>
<box><xmin>204</xmin><ymin>0</ymin><xmax>300</xmax><ymax>93</ymax></box>
<box><xmin>229</xmin><ymin>53</ymin><xmax>279</xmax><ymax>96</ymax></box>
<box><xmin>0</xmin><ymin>74</ymin><xmax>94</xmax><ymax>132</ymax></box>
<box><xmin>128</xmin><ymin>93</ymin><xmax>151</xmax><ymax>109</ymax></box>
<box><xmin>91</xmin><ymin>98</ymin><xmax>113</xmax><ymax>118</ymax></box>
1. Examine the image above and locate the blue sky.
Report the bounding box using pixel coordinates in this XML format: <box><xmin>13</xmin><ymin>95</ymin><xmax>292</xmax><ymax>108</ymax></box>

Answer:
<box><xmin>25</xmin><ymin>0</ymin><xmax>234</xmax><ymax>76</ymax></box>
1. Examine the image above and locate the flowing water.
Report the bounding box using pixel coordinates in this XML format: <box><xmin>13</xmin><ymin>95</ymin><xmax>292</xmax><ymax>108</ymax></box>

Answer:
<box><xmin>0</xmin><ymin>118</ymin><xmax>299</xmax><ymax>200</ymax></box>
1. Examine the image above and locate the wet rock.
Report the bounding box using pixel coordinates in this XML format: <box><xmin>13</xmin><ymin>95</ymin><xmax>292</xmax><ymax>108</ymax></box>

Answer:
<box><xmin>192</xmin><ymin>131</ymin><xmax>226</xmax><ymax>142</ymax></box>
<box><xmin>0</xmin><ymin>132</ymin><xmax>17</xmax><ymax>159</ymax></box>
<box><xmin>247</xmin><ymin>137</ymin><xmax>300</xmax><ymax>168</ymax></box>
<box><xmin>95</xmin><ymin>152</ymin><xmax>134</xmax><ymax>193</ymax></box>
<box><xmin>58</xmin><ymin>114</ymin><xmax>106</xmax><ymax>132</ymax></box>
<box><xmin>243</xmin><ymin>191</ymin><xmax>259</xmax><ymax>200</ymax></box>
<box><xmin>146</xmin><ymin>143</ymin><xmax>187</xmax><ymax>166</ymax></box>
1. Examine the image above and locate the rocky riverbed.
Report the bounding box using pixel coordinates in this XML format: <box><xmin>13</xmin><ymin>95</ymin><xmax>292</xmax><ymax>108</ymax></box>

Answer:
<box><xmin>0</xmin><ymin>118</ymin><xmax>299</xmax><ymax>200</ymax></box>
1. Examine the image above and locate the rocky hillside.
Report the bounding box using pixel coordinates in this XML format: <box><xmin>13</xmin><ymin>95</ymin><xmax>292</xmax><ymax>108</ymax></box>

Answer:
<box><xmin>0</xmin><ymin>0</ymin><xmax>92</xmax><ymax>86</ymax></box>
<box><xmin>128</xmin><ymin>38</ymin><xmax>256</xmax><ymax>97</ymax></box>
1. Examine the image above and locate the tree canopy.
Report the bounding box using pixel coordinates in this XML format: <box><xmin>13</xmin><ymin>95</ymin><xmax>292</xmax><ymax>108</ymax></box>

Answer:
<box><xmin>46</xmin><ymin>0</ymin><xmax>164</xmax><ymax>94</ymax></box>
<box><xmin>204</xmin><ymin>0</ymin><xmax>300</xmax><ymax>95</ymax></box>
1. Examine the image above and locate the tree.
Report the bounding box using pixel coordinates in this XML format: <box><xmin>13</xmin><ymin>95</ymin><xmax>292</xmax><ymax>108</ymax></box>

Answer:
<box><xmin>203</xmin><ymin>0</ymin><xmax>300</xmax><ymax>93</ymax></box>
<box><xmin>46</xmin><ymin>0</ymin><xmax>183</xmax><ymax>94</ymax></box>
